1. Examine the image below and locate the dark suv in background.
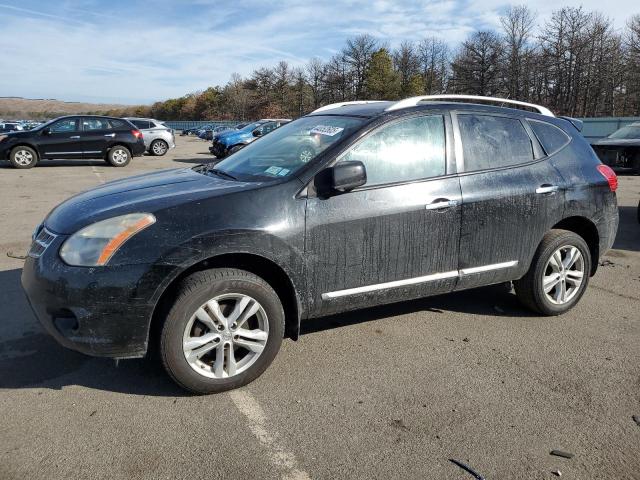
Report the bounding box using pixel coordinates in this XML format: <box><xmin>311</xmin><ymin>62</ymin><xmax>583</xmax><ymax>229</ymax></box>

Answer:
<box><xmin>0</xmin><ymin>115</ymin><xmax>145</xmax><ymax>169</ymax></box>
<box><xmin>22</xmin><ymin>96</ymin><xmax>618</xmax><ymax>394</ymax></box>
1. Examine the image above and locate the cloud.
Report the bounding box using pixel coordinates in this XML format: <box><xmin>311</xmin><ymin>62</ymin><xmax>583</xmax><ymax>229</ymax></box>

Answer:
<box><xmin>0</xmin><ymin>0</ymin><xmax>637</xmax><ymax>104</ymax></box>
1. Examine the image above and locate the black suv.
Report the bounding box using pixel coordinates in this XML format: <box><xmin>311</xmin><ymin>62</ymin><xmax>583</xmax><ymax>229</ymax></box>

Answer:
<box><xmin>21</xmin><ymin>96</ymin><xmax>619</xmax><ymax>394</ymax></box>
<box><xmin>0</xmin><ymin>115</ymin><xmax>145</xmax><ymax>169</ymax></box>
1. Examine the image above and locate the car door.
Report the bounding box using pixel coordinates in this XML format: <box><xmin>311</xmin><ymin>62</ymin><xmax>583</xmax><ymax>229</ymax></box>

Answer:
<box><xmin>305</xmin><ymin>113</ymin><xmax>462</xmax><ymax>317</ymax></box>
<box><xmin>78</xmin><ymin>117</ymin><xmax>117</xmax><ymax>159</ymax></box>
<box><xmin>453</xmin><ymin>112</ymin><xmax>567</xmax><ymax>290</ymax></box>
<box><xmin>38</xmin><ymin>117</ymin><xmax>82</xmax><ymax>159</ymax></box>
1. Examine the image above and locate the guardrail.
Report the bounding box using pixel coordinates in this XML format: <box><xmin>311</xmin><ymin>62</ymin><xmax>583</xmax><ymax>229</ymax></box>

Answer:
<box><xmin>580</xmin><ymin>117</ymin><xmax>640</xmax><ymax>141</ymax></box>
<box><xmin>162</xmin><ymin>120</ymin><xmax>239</xmax><ymax>130</ymax></box>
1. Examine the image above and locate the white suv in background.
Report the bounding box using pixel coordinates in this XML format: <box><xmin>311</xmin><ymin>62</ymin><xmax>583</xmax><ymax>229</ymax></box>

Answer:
<box><xmin>125</xmin><ymin>117</ymin><xmax>175</xmax><ymax>156</ymax></box>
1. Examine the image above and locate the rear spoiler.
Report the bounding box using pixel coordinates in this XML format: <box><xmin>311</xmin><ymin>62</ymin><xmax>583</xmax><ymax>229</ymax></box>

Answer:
<box><xmin>559</xmin><ymin>116</ymin><xmax>583</xmax><ymax>132</ymax></box>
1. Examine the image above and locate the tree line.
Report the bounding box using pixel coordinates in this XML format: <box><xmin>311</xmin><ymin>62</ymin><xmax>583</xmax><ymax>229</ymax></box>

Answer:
<box><xmin>111</xmin><ymin>6</ymin><xmax>640</xmax><ymax>121</ymax></box>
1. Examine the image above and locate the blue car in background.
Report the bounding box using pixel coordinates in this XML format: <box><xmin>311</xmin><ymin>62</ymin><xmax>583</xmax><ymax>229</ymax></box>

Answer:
<box><xmin>210</xmin><ymin>118</ymin><xmax>290</xmax><ymax>158</ymax></box>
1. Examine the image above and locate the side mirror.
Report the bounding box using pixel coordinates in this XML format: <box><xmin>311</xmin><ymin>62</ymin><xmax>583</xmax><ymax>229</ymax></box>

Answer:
<box><xmin>252</xmin><ymin>128</ymin><xmax>263</xmax><ymax>137</ymax></box>
<box><xmin>330</xmin><ymin>161</ymin><xmax>367</xmax><ymax>192</ymax></box>
<box><xmin>42</xmin><ymin>127</ymin><xmax>51</xmax><ymax>135</ymax></box>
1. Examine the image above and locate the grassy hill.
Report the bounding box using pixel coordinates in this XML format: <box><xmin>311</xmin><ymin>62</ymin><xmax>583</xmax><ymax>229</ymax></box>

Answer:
<box><xmin>0</xmin><ymin>97</ymin><xmax>143</xmax><ymax>120</ymax></box>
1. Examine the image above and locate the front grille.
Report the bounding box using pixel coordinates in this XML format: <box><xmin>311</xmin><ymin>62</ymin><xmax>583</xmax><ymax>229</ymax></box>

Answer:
<box><xmin>28</xmin><ymin>227</ymin><xmax>57</xmax><ymax>258</ymax></box>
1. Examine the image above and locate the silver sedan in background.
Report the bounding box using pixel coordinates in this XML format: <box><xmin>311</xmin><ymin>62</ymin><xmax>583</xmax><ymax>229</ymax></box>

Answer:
<box><xmin>125</xmin><ymin>117</ymin><xmax>175</xmax><ymax>156</ymax></box>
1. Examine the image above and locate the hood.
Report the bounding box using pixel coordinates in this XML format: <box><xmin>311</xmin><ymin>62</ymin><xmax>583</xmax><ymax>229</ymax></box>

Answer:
<box><xmin>45</xmin><ymin>167</ymin><xmax>263</xmax><ymax>234</ymax></box>
<box><xmin>592</xmin><ymin>138</ymin><xmax>640</xmax><ymax>146</ymax></box>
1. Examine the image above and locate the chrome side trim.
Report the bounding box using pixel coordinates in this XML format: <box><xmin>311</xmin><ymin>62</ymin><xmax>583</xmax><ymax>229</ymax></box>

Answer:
<box><xmin>459</xmin><ymin>260</ymin><xmax>518</xmax><ymax>275</ymax></box>
<box><xmin>321</xmin><ymin>260</ymin><xmax>519</xmax><ymax>299</ymax></box>
<box><xmin>44</xmin><ymin>151</ymin><xmax>82</xmax><ymax>155</ymax></box>
<box><xmin>321</xmin><ymin>271</ymin><xmax>458</xmax><ymax>300</ymax></box>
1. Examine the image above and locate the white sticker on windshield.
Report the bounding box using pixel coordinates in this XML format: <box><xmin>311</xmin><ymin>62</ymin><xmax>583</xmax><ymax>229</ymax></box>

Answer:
<box><xmin>310</xmin><ymin>125</ymin><xmax>344</xmax><ymax>136</ymax></box>
<box><xmin>265</xmin><ymin>166</ymin><xmax>283</xmax><ymax>175</ymax></box>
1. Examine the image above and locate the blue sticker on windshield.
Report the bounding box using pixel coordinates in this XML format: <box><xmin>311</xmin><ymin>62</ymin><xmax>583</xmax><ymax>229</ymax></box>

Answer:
<box><xmin>265</xmin><ymin>166</ymin><xmax>282</xmax><ymax>175</ymax></box>
<box><xmin>277</xmin><ymin>168</ymin><xmax>289</xmax><ymax>176</ymax></box>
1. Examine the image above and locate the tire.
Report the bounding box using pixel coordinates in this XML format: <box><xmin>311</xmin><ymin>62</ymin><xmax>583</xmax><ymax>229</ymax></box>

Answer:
<box><xmin>9</xmin><ymin>146</ymin><xmax>38</xmax><ymax>169</ymax></box>
<box><xmin>228</xmin><ymin>144</ymin><xmax>244</xmax><ymax>155</ymax></box>
<box><xmin>150</xmin><ymin>139</ymin><xmax>169</xmax><ymax>156</ymax></box>
<box><xmin>514</xmin><ymin>229</ymin><xmax>591</xmax><ymax>316</ymax></box>
<box><xmin>160</xmin><ymin>268</ymin><xmax>285</xmax><ymax>394</ymax></box>
<box><xmin>106</xmin><ymin>145</ymin><xmax>131</xmax><ymax>167</ymax></box>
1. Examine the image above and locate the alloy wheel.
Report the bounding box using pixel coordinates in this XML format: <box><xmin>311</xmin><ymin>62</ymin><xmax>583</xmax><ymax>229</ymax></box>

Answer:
<box><xmin>182</xmin><ymin>293</ymin><xmax>269</xmax><ymax>379</ymax></box>
<box><xmin>112</xmin><ymin>149</ymin><xmax>128</xmax><ymax>164</ymax></box>
<box><xmin>14</xmin><ymin>149</ymin><xmax>34</xmax><ymax>166</ymax></box>
<box><xmin>152</xmin><ymin>141</ymin><xmax>167</xmax><ymax>155</ymax></box>
<box><xmin>542</xmin><ymin>245</ymin><xmax>585</xmax><ymax>305</ymax></box>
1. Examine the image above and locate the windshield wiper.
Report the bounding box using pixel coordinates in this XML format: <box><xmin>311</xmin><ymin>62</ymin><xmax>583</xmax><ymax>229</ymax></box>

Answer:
<box><xmin>207</xmin><ymin>167</ymin><xmax>238</xmax><ymax>181</ymax></box>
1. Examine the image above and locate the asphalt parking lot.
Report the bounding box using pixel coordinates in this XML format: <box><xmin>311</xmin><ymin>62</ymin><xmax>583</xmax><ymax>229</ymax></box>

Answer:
<box><xmin>0</xmin><ymin>136</ymin><xmax>638</xmax><ymax>479</ymax></box>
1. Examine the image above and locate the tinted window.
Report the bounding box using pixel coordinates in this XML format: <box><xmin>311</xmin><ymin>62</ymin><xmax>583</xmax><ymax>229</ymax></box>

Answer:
<box><xmin>50</xmin><ymin>118</ymin><xmax>79</xmax><ymax>133</ymax></box>
<box><xmin>340</xmin><ymin>115</ymin><xmax>446</xmax><ymax>186</ymax></box>
<box><xmin>83</xmin><ymin>118</ymin><xmax>111</xmax><ymax>130</ymax></box>
<box><xmin>528</xmin><ymin>120</ymin><xmax>570</xmax><ymax>155</ymax></box>
<box><xmin>607</xmin><ymin>125</ymin><xmax>640</xmax><ymax>140</ymax></box>
<box><xmin>109</xmin><ymin>119</ymin><xmax>128</xmax><ymax>129</ymax></box>
<box><xmin>458</xmin><ymin>114</ymin><xmax>533</xmax><ymax>171</ymax></box>
<box><xmin>131</xmin><ymin>120</ymin><xmax>151</xmax><ymax>129</ymax></box>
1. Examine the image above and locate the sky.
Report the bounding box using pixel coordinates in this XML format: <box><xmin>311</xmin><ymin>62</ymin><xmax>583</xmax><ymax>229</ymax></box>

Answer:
<box><xmin>0</xmin><ymin>0</ymin><xmax>637</xmax><ymax>105</ymax></box>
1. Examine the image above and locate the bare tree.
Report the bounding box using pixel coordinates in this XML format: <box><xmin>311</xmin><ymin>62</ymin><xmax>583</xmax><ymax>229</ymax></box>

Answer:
<box><xmin>418</xmin><ymin>37</ymin><xmax>450</xmax><ymax>94</ymax></box>
<box><xmin>451</xmin><ymin>31</ymin><xmax>504</xmax><ymax>95</ymax></box>
<box><xmin>342</xmin><ymin>34</ymin><xmax>378</xmax><ymax>99</ymax></box>
<box><xmin>500</xmin><ymin>5</ymin><xmax>536</xmax><ymax>100</ymax></box>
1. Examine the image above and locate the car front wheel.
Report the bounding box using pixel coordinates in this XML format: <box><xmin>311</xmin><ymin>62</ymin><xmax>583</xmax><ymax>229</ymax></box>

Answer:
<box><xmin>150</xmin><ymin>139</ymin><xmax>169</xmax><ymax>156</ymax></box>
<box><xmin>514</xmin><ymin>229</ymin><xmax>591</xmax><ymax>315</ymax></box>
<box><xmin>160</xmin><ymin>268</ymin><xmax>284</xmax><ymax>394</ymax></box>
<box><xmin>9</xmin><ymin>146</ymin><xmax>38</xmax><ymax>169</ymax></box>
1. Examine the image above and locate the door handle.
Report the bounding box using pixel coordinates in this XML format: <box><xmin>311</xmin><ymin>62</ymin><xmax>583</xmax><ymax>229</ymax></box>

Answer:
<box><xmin>69</xmin><ymin>135</ymin><xmax>80</xmax><ymax>139</ymax></box>
<box><xmin>426</xmin><ymin>199</ymin><xmax>459</xmax><ymax>210</ymax></box>
<box><xmin>535</xmin><ymin>185</ymin><xmax>559</xmax><ymax>194</ymax></box>
<box><xmin>104</xmin><ymin>133</ymin><xmax>116</xmax><ymax>138</ymax></box>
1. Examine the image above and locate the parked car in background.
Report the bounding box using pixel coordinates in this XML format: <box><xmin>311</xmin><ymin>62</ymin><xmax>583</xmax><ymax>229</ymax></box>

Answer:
<box><xmin>124</xmin><ymin>117</ymin><xmax>175</xmax><ymax>156</ymax></box>
<box><xmin>0</xmin><ymin>115</ymin><xmax>145</xmax><ymax>168</ymax></box>
<box><xmin>210</xmin><ymin>119</ymin><xmax>291</xmax><ymax>158</ymax></box>
<box><xmin>198</xmin><ymin>125</ymin><xmax>233</xmax><ymax>141</ymax></box>
<box><xmin>21</xmin><ymin>95</ymin><xmax>618</xmax><ymax>394</ymax></box>
<box><xmin>0</xmin><ymin>122</ymin><xmax>24</xmax><ymax>133</ymax></box>
<box><xmin>591</xmin><ymin>122</ymin><xmax>640</xmax><ymax>174</ymax></box>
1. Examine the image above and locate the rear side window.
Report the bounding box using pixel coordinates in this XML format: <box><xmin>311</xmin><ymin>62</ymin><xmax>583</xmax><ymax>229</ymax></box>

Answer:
<box><xmin>131</xmin><ymin>120</ymin><xmax>151</xmax><ymax>129</ymax></box>
<box><xmin>528</xmin><ymin>120</ymin><xmax>570</xmax><ymax>156</ymax></box>
<box><xmin>83</xmin><ymin>118</ymin><xmax>111</xmax><ymax>130</ymax></box>
<box><xmin>340</xmin><ymin>115</ymin><xmax>446</xmax><ymax>186</ymax></box>
<box><xmin>458</xmin><ymin>114</ymin><xmax>534</xmax><ymax>171</ymax></box>
<box><xmin>109</xmin><ymin>119</ymin><xmax>129</xmax><ymax>129</ymax></box>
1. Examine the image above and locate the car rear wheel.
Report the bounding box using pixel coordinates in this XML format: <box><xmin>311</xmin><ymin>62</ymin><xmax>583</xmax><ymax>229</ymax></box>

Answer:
<box><xmin>514</xmin><ymin>229</ymin><xmax>591</xmax><ymax>315</ymax></box>
<box><xmin>9</xmin><ymin>146</ymin><xmax>38</xmax><ymax>169</ymax></box>
<box><xmin>160</xmin><ymin>268</ymin><xmax>284</xmax><ymax>394</ymax></box>
<box><xmin>150</xmin><ymin>139</ymin><xmax>169</xmax><ymax>156</ymax></box>
<box><xmin>106</xmin><ymin>146</ymin><xmax>131</xmax><ymax>167</ymax></box>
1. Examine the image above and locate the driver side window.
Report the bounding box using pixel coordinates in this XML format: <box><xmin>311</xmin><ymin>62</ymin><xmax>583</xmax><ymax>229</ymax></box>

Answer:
<box><xmin>50</xmin><ymin>118</ymin><xmax>79</xmax><ymax>133</ymax></box>
<box><xmin>339</xmin><ymin>115</ymin><xmax>446</xmax><ymax>187</ymax></box>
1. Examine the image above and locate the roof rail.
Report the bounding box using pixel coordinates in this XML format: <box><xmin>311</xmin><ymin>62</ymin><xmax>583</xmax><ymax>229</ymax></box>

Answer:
<box><xmin>385</xmin><ymin>95</ymin><xmax>554</xmax><ymax>117</ymax></box>
<box><xmin>312</xmin><ymin>101</ymin><xmax>386</xmax><ymax>114</ymax></box>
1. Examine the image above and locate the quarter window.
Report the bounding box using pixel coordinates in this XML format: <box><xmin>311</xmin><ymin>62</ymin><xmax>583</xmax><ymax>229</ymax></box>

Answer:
<box><xmin>50</xmin><ymin>118</ymin><xmax>78</xmax><ymax>133</ymax></box>
<box><xmin>131</xmin><ymin>120</ymin><xmax>151</xmax><ymax>129</ymax></box>
<box><xmin>458</xmin><ymin>114</ymin><xmax>534</xmax><ymax>171</ymax></box>
<box><xmin>339</xmin><ymin>115</ymin><xmax>446</xmax><ymax>186</ymax></box>
<box><xmin>528</xmin><ymin>120</ymin><xmax>570</xmax><ymax>156</ymax></box>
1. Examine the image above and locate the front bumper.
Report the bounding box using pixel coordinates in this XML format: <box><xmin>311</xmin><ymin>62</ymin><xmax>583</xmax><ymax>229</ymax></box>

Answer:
<box><xmin>210</xmin><ymin>141</ymin><xmax>228</xmax><ymax>158</ymax></box>
<box><xmin>21</xmin><ymin>231</ymin><xmax>157</xmax><ymax>358</ymax></box>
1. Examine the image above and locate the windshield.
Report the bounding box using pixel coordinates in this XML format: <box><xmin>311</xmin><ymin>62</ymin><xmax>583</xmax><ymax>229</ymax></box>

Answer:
<box><xmin>608</xmin><ymin>125</ymin><xmax>640</xmax><ymax>139</ymax></box>
<box><xmin>211</xmin><ymin>115</ymin><xmax>365</xmax><ymax>181</ymax></box>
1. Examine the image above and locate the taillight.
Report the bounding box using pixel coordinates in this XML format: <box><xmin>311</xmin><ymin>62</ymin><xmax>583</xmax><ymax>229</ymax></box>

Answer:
<box><xmin>132</xmin><ymin>129</ymin><xmax>143</xmax><ymax>139</ymax></box>
<box><xmin>596</xmin><ymin>164</ymin><xmax>618</xmax><ymax>192</ymax></box>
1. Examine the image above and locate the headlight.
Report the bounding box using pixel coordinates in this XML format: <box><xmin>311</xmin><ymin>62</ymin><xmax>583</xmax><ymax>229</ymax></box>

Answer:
<box><xmin>59</xmin><ymin>213</ymin><xmax>155</xmax><ymax>266</ymax></box>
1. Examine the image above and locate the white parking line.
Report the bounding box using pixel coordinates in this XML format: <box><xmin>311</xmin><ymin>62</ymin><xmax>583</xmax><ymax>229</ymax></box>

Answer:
<box><xmin>91</xmin><ymin>166</ymin><xmax>105</xmax><ymax>184</ymax></box>
<box><xmin>229</xmin><ymin>390</ymin><xmax>311</xmax><ymax>480</ymax></box>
